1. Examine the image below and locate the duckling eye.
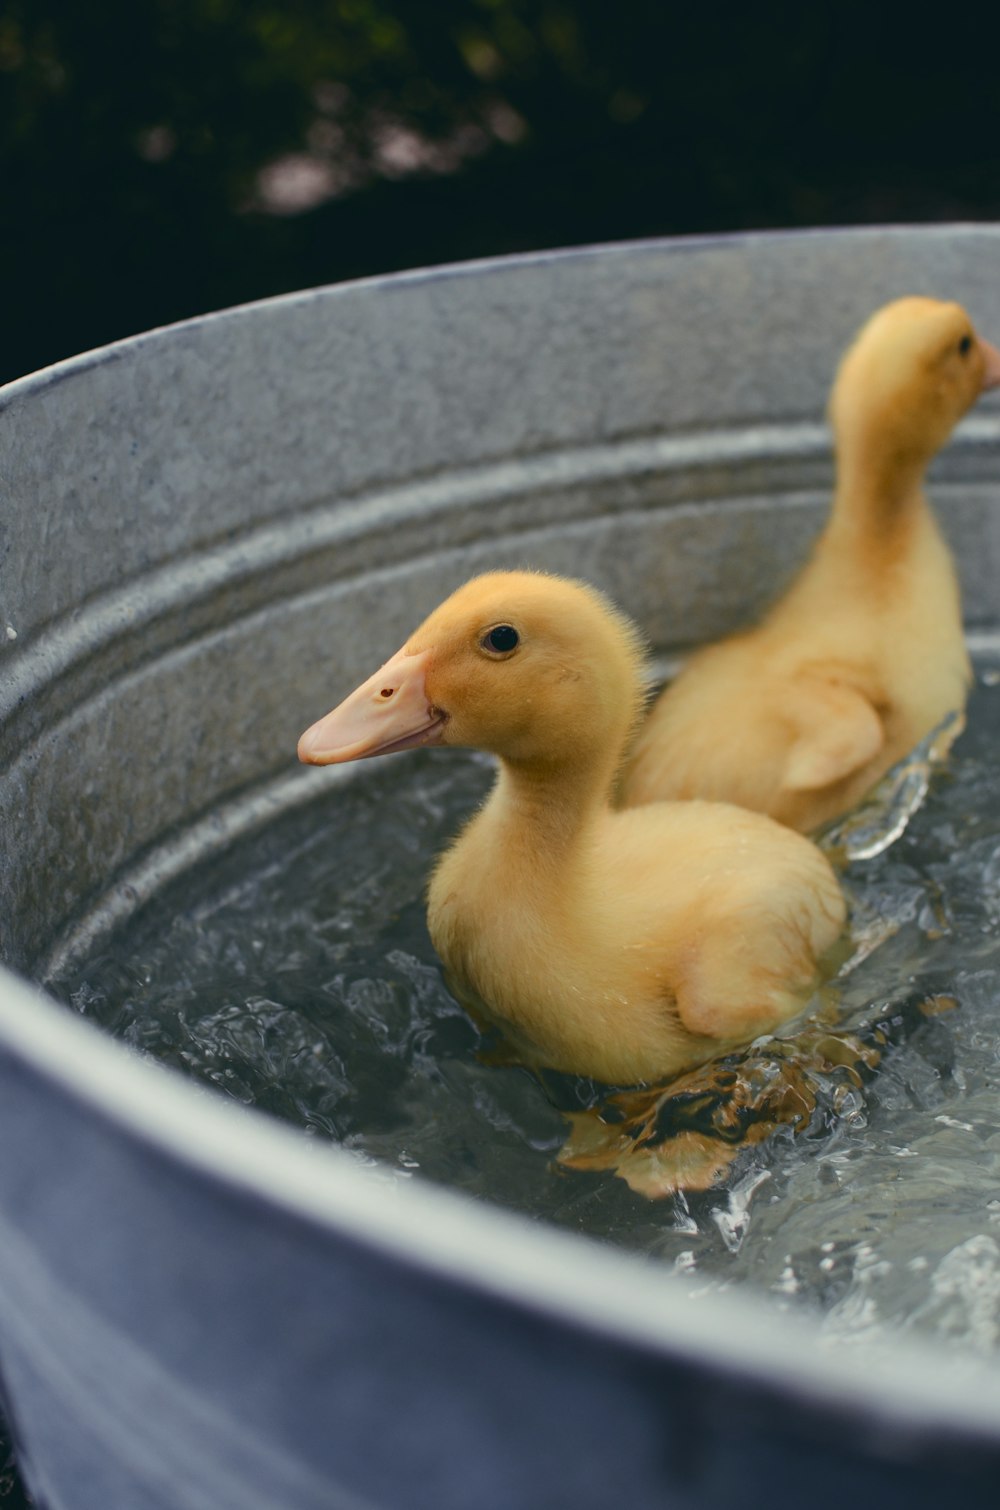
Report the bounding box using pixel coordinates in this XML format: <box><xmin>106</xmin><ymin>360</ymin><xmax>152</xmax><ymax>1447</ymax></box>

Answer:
<box><xmin>958</xmin><ymin>334</ymin><xmax>973</xmax><ymax>356</ymax></box>
<box><xmin>481</xmin><ymin>624</ymin><xmax>519</xmax><ymax>655</ymax></box>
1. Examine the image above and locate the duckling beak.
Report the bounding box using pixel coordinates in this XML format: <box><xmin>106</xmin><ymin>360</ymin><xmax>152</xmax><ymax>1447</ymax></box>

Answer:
<box><xmin>980</xmin><ymin>336</ymin><xmax>1000</xmax><ymax>391</ymax></box>
<box><xmin>297</xmin><ymin>647</ymin><xmax>446</xmax><ymax>764</ymax></box>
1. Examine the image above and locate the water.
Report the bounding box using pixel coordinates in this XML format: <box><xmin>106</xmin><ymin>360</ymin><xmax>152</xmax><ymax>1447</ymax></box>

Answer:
<box><xmin>50</xmin><ymin>666</ymin><xmax>1000</xmax><ymax>1356</ymax></box>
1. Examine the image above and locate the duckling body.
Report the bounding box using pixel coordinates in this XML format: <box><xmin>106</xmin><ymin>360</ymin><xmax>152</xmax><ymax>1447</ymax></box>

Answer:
<box><xmin>623</xmin><ymin>298</ymin><xmax>1000</xmax><ymax>833</ymax></box>
<box><xmin>299</xmin><ymin>572</ymin><xmax>845</xmax><ymax>1084</ymax></box>
<box><xmin>430</xmin><ymin>788</ymin><xmax>844</xmax><ymax>1082</ymax></box>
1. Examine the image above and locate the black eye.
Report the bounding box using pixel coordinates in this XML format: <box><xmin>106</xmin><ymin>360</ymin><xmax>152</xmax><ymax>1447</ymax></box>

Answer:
<box><xmin>482</xmin><ymin>624</ymin><xmax>519</xmax><ymax>654</ymax></box>
<box><xmin>959</xmin><ymin>334</ymin><xmax>973</xmax><ymax>356</ymax></box>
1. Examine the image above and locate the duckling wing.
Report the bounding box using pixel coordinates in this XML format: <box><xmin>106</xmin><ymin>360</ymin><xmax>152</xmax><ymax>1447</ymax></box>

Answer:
<box><xmin>781</xmin><ymin>675</ymin><xmax>885</xmax><ymax>793</ymax></box>
<box><xmin>663</xmin><ymin>805</ymin><xmax>847</xmax><ymax>1043</ymax></box>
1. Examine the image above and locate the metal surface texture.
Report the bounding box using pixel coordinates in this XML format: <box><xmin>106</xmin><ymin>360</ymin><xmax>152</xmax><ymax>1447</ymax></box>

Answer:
<box><xmin>2</xmin><ymin>226</ymin><xmax>1000</xmax><ymax>1507</ymax></box>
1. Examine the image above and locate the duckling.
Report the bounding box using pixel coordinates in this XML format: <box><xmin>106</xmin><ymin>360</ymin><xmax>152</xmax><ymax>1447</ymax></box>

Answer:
<box><xmin>622</xmin><ymin>297</ymin><xmax>1000</xmax><ymax>833</ymax></box>
<box><xmin>298</xmin><ymin>572</ymin><xmax>846</xmax><ymax>1085</ymax></box>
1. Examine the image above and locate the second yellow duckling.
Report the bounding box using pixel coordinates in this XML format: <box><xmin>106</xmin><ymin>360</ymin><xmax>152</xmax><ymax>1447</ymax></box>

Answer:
<box><xmin>622</xmin><ymin>297</ymin><xmax>1000</xmax><ymax>833</ymax></box>
<box><xmin>299</xmin><ymin>572</ymin><xmax>845</xmax><ymax>1085</ymax></box>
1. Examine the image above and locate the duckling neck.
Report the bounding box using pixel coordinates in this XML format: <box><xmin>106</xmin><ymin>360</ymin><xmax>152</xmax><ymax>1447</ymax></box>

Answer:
<box><xmin>489</xmin><ymin>756</ymin><xmax>611</xmax><ymax>857</ymax></box>
<box><xmin>831</xmin><ymin>431</ymin><xmax>930</xmax><ymax>544</ymax></box>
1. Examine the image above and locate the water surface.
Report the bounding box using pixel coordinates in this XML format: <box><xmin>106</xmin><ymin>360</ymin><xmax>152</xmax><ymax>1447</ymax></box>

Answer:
<box><xmin>53</xmin><ymin>667</ymin><xmax>1000</xmax><ymax>1356</ymax></box>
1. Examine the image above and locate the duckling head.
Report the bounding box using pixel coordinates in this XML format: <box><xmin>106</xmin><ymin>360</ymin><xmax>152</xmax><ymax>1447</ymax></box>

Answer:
<box><xmin>298</xmin><ymin>570</ymin><xmax>646</xmax><ymax>782</ymax></box>
<box><xmin>829</xmin><ymin>296</ymin><xmax>1000</xmax><ymax>475</ymax></box>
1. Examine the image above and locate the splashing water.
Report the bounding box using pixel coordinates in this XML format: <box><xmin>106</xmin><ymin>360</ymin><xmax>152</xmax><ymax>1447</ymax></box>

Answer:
<box><xmin>818</xmin><ymin>708</ymin><xmax>964</xmax><ymax>863</ymax></box>
<box><xmin>50</xmin><ymin>667</ymin><xmax>1000</xmax><ymax>1355</ymax></box>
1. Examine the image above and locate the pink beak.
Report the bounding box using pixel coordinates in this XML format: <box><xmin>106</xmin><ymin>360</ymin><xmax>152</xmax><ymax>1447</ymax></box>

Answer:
<box><xmin>980</xmin><ymin>336</ymin><xmax>1000</xmax><ymax>391</ymax></box>
<box><xmin>297</xmin><ymin>647</ymin><xmax>445</xmax><ymax>765</ymax></box>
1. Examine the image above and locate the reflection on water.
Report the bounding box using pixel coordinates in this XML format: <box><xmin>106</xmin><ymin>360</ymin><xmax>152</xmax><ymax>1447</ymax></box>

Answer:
<box><xmin>556</xmin><ymin>996</ymin><xmax>949</xmax><ymax>1199</ymax></box>
<box><xmin>52</xmin><ymin>667</ymin><xmax>1000</xmax><ymax>1354</ymax></box>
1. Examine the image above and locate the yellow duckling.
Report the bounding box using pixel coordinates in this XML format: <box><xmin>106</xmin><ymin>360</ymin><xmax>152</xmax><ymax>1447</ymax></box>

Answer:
<box><xmin>298</xmin><ymin>572</ymin><xmax>845</xmax><ymax>1085</ymax></box>
<box><xmin>622</xmin><ymin>297</ymin><xmax>1000</xmax><ymax>833</ymax></box>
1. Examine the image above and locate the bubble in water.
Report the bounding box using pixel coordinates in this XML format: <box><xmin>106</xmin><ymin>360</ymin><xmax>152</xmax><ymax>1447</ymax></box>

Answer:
<box><xmin>712</xmin><ymin>1167</ymin><xmax>771</xmax><ymax>1253</ymax></box>
<box><xmin>904</xmin><ymin>1237</ymin><xmax>1000</xmax><ymax>1353</ymax></box>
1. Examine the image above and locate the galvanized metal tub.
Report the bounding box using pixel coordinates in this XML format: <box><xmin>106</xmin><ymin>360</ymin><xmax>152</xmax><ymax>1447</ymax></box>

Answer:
<box><xmin>3</xmin><ymin>226</ymin><xmax>1000</xmax><ymax>1509</ymax></box>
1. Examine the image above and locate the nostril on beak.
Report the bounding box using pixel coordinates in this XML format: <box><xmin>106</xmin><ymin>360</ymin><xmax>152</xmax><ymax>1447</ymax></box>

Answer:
<box><xmin>379</xmin><ymin>687</ymin><xmax>394</xmax><ymax>700</ymax></box>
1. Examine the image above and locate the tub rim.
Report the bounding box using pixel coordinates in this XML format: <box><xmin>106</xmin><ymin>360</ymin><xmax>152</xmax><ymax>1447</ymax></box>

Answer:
<box><xmin>4</xmin><ymin>219</ymin><xmax>1000</xmax><ymax>408</ymax></box>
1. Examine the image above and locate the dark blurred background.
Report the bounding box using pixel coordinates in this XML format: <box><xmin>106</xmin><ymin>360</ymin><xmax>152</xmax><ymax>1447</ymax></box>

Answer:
<box><xmin>1</xmin><ymin>0</ymin><xmax>998</xmax><ymax>389</ymax></box>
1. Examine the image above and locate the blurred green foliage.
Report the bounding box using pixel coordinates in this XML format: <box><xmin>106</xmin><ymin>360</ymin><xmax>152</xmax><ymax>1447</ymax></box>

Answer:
<box><xmin>0</xmin><ymin>1</ymin><xmax>996</xmax><ymax>383</ymax></box>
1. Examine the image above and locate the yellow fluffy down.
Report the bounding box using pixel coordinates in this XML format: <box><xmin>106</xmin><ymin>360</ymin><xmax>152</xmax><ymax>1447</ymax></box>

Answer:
<box><xmin>300</xmin><ymin>570</ymin><xmax>846</xmax><ymax>1084</ymax></box>
<box><xmin>622</xmin><ymin>297</ymin><xmax>1000</xmax><ymax>832</ymax></box>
